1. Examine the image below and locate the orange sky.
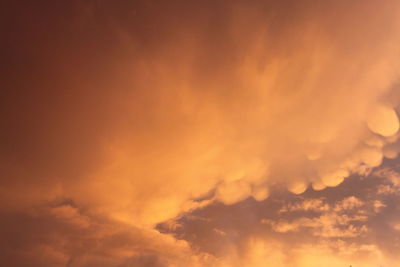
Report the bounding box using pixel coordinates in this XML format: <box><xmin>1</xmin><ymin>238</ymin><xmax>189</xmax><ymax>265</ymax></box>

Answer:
<box><xmin>1</xmin><ymin>1</ymin><xmax>400</xmax><ymax>266</ymax></box>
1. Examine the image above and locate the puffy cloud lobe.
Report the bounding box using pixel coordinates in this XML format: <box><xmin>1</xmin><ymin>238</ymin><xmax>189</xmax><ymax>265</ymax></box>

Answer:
<box><xmin>367</xmin><ymin>105</ymin><xmax>399</xmax><ymax>137</ymax></box>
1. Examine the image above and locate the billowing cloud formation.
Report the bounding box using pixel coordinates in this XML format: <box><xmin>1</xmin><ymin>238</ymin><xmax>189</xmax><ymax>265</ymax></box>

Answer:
<box><xmin>163</xmin><ymin>163</ymin><xmax>400</xmax><ymax>266</ymax></box>
<box><xmin>2</xmin><ymin>0</ymin><xmax>400</xmax><ymax>266</ymax></box>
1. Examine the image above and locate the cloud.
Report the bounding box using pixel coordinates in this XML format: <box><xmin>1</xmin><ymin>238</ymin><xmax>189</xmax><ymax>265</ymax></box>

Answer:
<box><xmin>207</xmin><ymin>237</ymin><xmax>393</xmax><ymax>267</ymax></box>
<box><xmin>48</xmin><ymin>205</ymin><xmax>91</xmax><ymax>229</ymax></box>
<box><xmin>2</xmin><ymin>0</ymin><xmax>400</xmax><ymax>266</ymax></box>
<box><xmin>0</xmin><ymin>205</ymin><xmax>217</xmax><ymax>267</ymax></box>
<box><xmin>168</xmin><ymin>166</ymin><xmax>400</xmax><ymax>266</ymax></box>
<box><xmin>367</xmin><ymin>105</ymin><xmax>400</xmax><ymax>137</ymax></box>
<box><xmin>279</xmin><ymin>198</ymin><xmax>329</xmax><ymax>213</ymax></box>
<box><xmin>263</xmin><ymin>196</ymin><xmax>370</xmax><ymax>238</ymax></box>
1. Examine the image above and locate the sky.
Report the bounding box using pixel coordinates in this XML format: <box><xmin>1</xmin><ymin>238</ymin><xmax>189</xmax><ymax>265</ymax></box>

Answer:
<box><xmin>1</xmin><ymin>1</ymin><xmax>400</xmax><ymax>266</ymax></box>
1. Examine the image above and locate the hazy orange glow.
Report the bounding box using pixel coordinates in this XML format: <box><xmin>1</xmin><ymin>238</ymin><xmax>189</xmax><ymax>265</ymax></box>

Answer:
<box><xmin>2</xmin><ymin>1</ymin><xmax>400</xmax><ymax>266</ymax></box>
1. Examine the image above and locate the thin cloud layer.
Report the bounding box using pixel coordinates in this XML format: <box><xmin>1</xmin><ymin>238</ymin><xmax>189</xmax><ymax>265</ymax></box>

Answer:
<box><xmin>1</xmin><ymin>0</ymin><xmax>400</xmax><ymax>266</ymax></box>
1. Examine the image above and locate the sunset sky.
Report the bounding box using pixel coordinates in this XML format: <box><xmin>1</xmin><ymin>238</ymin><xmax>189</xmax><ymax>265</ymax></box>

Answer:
<box><xmin>2</xmin><ymin>1</ymin><xmax>400</xmax><ymax>266</ymax></box>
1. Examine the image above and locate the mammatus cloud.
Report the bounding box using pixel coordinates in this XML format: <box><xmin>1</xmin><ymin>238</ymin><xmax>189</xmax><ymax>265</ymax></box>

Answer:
<box><xmin>162</xmin><ymin>166</ymin><xmax>400</xmax><ymax>266</ymax></box>
<box><xmin>1</xmin><ymin>0</ymin><xmax>400</xmax><ymax>266</ymax></box>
